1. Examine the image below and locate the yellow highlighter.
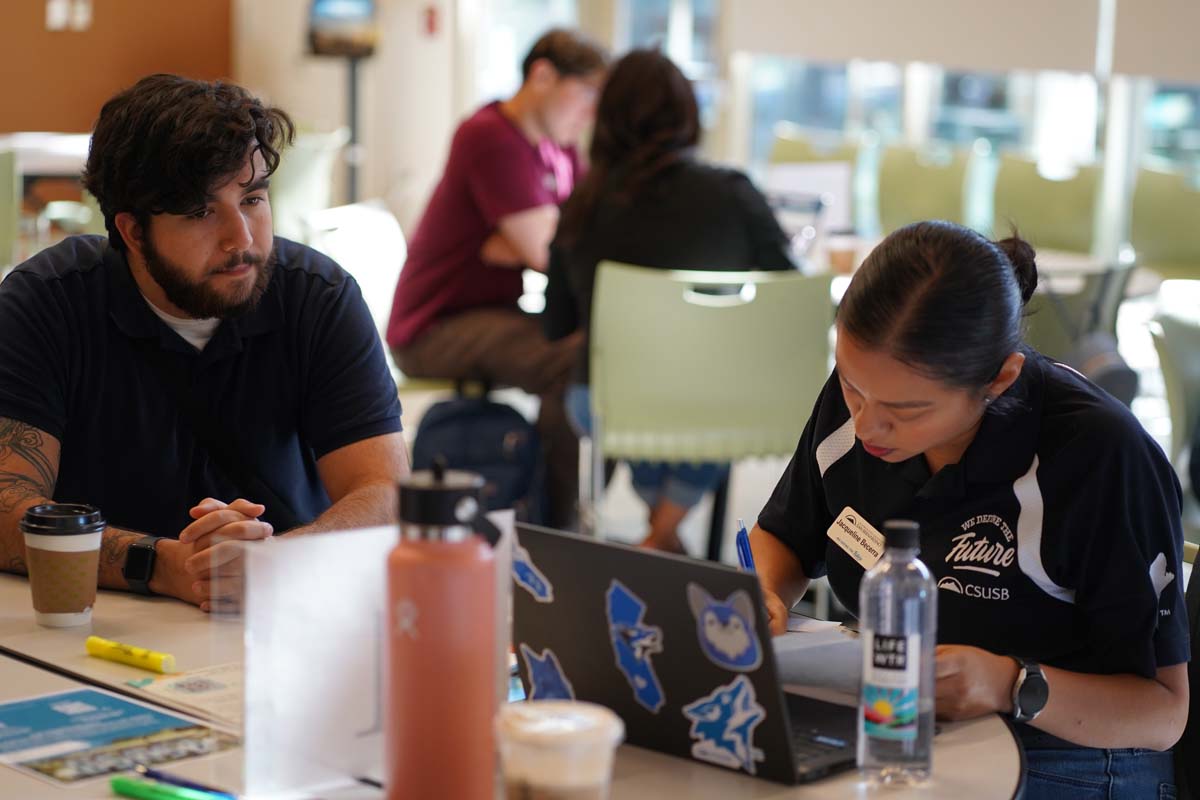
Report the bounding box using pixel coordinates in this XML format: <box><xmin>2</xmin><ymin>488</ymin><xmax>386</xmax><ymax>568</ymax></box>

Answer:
<box><xmin>85</xmin><ymin>635</ymin><xmax>176</xmax><ymax>673</ymax></box>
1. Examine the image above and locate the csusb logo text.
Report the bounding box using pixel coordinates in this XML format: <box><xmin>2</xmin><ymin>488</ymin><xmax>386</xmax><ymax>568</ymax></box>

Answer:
<box><xmin>938</xmin><ymin>515</ymin><xmax>1015</xmax><ymax>601</ymax></box>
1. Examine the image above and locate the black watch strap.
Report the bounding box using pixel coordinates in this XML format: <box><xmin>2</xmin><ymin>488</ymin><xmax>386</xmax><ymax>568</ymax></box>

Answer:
<box><xmin>1010</xmin><ymin>659</ymin><xmax>1049</xmax><ymax>723</ymax></box>
<box><xmin>122</xmin><ymin>535</ymin><xmax>162</xmax><ymax>595</ymax></box>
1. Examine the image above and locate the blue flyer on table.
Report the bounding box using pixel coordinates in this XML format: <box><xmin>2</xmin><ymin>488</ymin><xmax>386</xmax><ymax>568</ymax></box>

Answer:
<box><xmin>0</xmin><ymin>687</ymin><xmax>238</xmax><ymax>786</ymax></box>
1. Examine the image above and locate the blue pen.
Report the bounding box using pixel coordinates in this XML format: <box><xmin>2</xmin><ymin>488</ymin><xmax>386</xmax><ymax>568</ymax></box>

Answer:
<box><xmin>735</xmin><ymin>518</ymin><xmax>757</xmax><ymax>573</ymax></box>
<box><xmin>134</xmin><ymin>766</ymin><xmax>237</xmax><ymax>800</ymax></box>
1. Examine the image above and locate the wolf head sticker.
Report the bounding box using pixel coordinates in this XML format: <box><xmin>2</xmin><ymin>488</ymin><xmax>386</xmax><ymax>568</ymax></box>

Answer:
<box><xmin>686</xmin><ymin>583</ymin><xmax>762</xmax><ymax>672</ymax></box>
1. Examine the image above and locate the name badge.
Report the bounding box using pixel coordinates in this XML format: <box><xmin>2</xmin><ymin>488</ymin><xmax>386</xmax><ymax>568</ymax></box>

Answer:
<box><xmin>827</xmin><ymin>507</ymin><xmax>885</xmax><ymax>569</ymax></box>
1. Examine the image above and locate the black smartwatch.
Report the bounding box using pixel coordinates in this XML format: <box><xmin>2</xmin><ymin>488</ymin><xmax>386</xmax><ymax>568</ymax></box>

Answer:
<box><xmin>122</xmin><ymin>536</ymin><xmax>163</xmax><ymax>595</ymax></box>
<box><xmin>1010</xmin><ymin>659</ymin><xmax>1049</xmax><ymax>723</ymax></box>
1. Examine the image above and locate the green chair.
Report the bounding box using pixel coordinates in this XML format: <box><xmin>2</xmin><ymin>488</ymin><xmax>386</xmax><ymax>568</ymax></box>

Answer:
<box><xmin>991</xmin><ymin>155</ymin><xmax>1110</xmax><ymax>360</ymax></box>
<box><xmin>269</xmin><ymin>127</ymin><xmax>350</xmax><ymax>243</ymax></box>
<box><xmin>877</xmin><ymin>144</ymin><xmax>969</xmax><ymax>234</ymax></box>
<box><xmin>589</xmin><ymin>261</ymin><xmax>834</xmax><ymax>560</ymax></box>
<box><xmin>1131</xmin><ymin>165</ymin><xmax>1200</xmax><ymax>283</ymax></box>
<box><xmin>991</xmin><ymin>154</ymin><xmax>1099</xmax><ymax>253</ymax></box>
<box><xmin>769</xmin><ymin>124</ymin><xmax>858</xmax><ymax>166</ymax></box>
<box><xmin>1148</xmin><ymin>280</ymin><xmax>1200</xmax><ymax>543</ymax></box>
<box><xmin>0</xmin><ymin>150</ymin><xmax>18</xmax><ymax>276</ymax></box>
<box><xmin>769</xmin><ymin>126</ymin><xmax>868</xmax><ymax>233</ymax></box>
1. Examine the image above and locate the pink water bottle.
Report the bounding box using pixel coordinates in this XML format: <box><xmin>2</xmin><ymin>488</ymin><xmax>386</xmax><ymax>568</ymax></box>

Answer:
<box><xmin>386</xmin><ymin>462</ymin><xmax>500</xmax><ymax>800</ymax></box>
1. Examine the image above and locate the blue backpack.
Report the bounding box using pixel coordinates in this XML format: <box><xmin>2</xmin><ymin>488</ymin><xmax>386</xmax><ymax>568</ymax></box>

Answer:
<box><xmin>411</xmin><ymin>397</ymin><xmax>546</xmax><ymax>523</ymax></box>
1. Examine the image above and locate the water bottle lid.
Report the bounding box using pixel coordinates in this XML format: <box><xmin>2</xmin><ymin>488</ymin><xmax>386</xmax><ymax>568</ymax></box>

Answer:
<box><xmin>398</xmin><ymin>460</ymin><xmax>486</xmax><ymax>526</ymax></box>
<box><xmin>883</xmin><ymin>519</ymin><xmax>920</xmax><ymax>549</ymax></box>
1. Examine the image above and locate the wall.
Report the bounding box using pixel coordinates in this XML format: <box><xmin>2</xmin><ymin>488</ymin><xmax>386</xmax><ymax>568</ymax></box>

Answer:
<box><xmin>233</xmin><ymin>0</ymin><xmax>460</xmax><ymax>230</ymax></box>
<box><xmin>0</xmin><ymin>1</ymin><xmax>232</xmax><ymax>132</ymax></box>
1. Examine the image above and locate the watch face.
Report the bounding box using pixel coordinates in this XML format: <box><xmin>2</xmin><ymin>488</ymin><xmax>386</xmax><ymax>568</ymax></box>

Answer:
<box><xmin>1019</xmin><ymin>671</ymin><xmax>1050</xmax><ymax>716</ymax></box>
<box><xmin>124</xmin><ymin>544</ymin><xmax>156</xmax><ymax>580</ymax></box>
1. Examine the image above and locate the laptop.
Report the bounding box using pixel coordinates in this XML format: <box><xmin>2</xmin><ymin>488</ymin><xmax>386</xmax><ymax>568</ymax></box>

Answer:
<box><xmin>510</xmin><ymin>524</ymin><xmax>858</xmax><ymax>785</ymax></box>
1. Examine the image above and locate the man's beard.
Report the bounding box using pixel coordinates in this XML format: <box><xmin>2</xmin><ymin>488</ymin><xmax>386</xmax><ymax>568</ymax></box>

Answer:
<box><xmin>143</xmin><ymin>237</ymin><xmax>275</xmax><ymax>320</ymax></box>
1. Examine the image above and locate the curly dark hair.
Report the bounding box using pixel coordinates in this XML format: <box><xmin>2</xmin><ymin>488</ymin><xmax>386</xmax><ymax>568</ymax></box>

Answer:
<box><xmin>83</xmin><ymin>73</ymin><xmax>295</xmax><ymax>252</ymax></box>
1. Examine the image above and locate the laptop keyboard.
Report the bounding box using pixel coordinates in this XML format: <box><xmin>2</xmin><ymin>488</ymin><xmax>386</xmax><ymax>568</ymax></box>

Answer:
<box><xmin>784</xmin><ymin>693</ymin><xmax>858</xmax><ymax>770</ymax></box>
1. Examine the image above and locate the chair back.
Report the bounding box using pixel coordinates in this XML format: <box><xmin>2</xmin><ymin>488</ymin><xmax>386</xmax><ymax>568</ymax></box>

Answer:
<box><xmin>1149</xmin><ymin>281</ymin><xmax>1200</xmax><ymax>467</ymax></box>
<box><xmin>1132</xmin><ymin>166</ymin><xmax>1200</xmax><ymax>282</ymax></box>
<box><xmin>590</xmin><ymin>262</ymin><xmax>833</xmax><ymax>462</ymax></box>
<box><xmin>877</xmin><ymin>144</ymin><xmax>969</xmax><ymax>234</ymax></box>
<box><xmin>270</xmin><ymin>128</ymin><xmax>351</xmax><ymax>243</ymax></box>
<box><xmin>0</xmin><ymin>150</ymin><xmax>17</xmax><ymax>274</ymax></box>
<box><xmin>303</xmin><ymin>200</ymin><xmax>406</xmax><ymax>356</ymax></box>
<box><xmin>992</xmin><ymin>155</ymin><xmax>1099</xmax><ymax>253</ymax></box>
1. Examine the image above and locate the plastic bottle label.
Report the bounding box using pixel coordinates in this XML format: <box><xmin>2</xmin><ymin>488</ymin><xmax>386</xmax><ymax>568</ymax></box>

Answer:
<box><xmin>861</xmin><ymin>632</ymin><xmax>920</xmax><ymax>741</ymax></box>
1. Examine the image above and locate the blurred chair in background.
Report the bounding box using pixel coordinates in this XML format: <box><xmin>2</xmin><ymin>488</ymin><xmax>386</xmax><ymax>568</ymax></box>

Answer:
<box><xmin>271</xmin><ymin>127</ymin><xmax>350</xmax><ymax>243</ymax></box>
<box><xmin>587</xmin><ymin>261</ymin><xmax>834</xmax><ymax>562</ymax></box>
<box><xmin>1148</xmin><ymin>279</ymin><xmax>1200</xmax><ymax>543</ymax></box>
<box><xmin>0</xmin><ymin>150</ymin><xmax>17</xmax><ymax>277</ymax></box>
<box><xmin>303</xmin><ymin>199</ymin><xmax>405</xmax><ymax>352</ymax></box>
<box><xmin>1131</xmin><ymin>165</ymin><xmax>1200</xmax><ymax>283</ymax></box>
<box><xmin>991</xmin><ymin>155</ymin><xmax>1110</xmax><ymax>362</ymax></box>
<box><xmin>877</xmin><ymin>144</ymin><xmax>969</xmax><ymax>234</ymax></box>
<box><xmin>769</xmin><ymin>124</ymin><xmax>872</xmax><ymax>233</ymax></box>
<box><xmin>992</xmin><ymin>154</ymin><xmax>1099</xmax><ymax>253</ymax></box>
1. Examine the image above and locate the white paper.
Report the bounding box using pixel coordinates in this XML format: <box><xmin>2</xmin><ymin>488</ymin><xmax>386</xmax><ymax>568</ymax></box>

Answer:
<box><xmin>127</xmin><ymin>662</ymin><xmax>243</xmax><ymax>729</ymax></box>
<box><xmin>785</xmin><ymin>615</ymin><xmax>843</xmax><ymax>633</ymax></box>
<box><xmin>772</xmin><ymin>628</ymin><xmax>862</xmax><ymax>694</ymax></box>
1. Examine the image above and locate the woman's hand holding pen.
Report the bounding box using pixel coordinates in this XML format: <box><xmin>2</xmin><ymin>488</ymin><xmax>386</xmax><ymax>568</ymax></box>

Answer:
<box><xmin>761</xmin><ymin>586</ymin><xmax>790</xmax><ymax>636</ymax></box>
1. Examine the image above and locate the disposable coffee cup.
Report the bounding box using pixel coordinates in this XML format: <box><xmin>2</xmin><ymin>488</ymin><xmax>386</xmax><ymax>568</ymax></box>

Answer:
<box><xmin>497</xmin><ymin>700</ymin><xmax>624</xmax><ymax>800</ymax></box>
<box><xmin>20</xmin><ymin>504</ymin><xmax>104</xmax><ymax>627</ymax></box>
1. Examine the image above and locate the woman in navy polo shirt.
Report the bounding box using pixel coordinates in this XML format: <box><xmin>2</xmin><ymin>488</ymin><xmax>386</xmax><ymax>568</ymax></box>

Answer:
<box><xmin>750</xmin><ymin>221</ymin><xmax>1189</xmax><ymax>798</ymax></box>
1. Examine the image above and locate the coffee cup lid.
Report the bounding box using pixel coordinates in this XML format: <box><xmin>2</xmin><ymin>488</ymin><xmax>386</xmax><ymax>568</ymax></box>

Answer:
<box><xmin>21</xmin><ymin>504</ymin><xmax>105</xmax><ymax>535</ymax></box>
<box><xmin>496</xmin><ymin>701</ymin><xmax>624</xmax><ymax>749</ymax></box>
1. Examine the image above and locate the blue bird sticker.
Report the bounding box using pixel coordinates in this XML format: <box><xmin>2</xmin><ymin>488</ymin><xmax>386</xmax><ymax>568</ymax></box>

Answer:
<box><xmin>686</xmin><ymin>583</ymin><xmax>762</xmax><ymax>672</ymax></box>
<box><xmin>512</xmin><ymin>542</ymin><xmax>554</xmax><ymax>602</ymax></box>
<box><xmin>519</xmin><ymin>643</ymin><xmax>575</xmax><ymax>701</ymax></box>
<box><xmin>605</xmin><ymin>579</ymin><xmax>666</xmax><ymax>713</ymax></box>
<box><xmin>682</xmin><ymin>674</ymin><xmax>766</xmax><ymax>775</ymax></box>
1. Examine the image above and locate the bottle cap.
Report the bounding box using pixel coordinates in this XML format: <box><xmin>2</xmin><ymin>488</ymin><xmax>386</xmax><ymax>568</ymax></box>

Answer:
<box><xmin>398</xmin><ymin>458</ymin><xmax>486</xmax><ymax>527</ymax></box>
<box><xmin>883</xmin><ymin>519</ymin><xmax>920</xmax><ymax>550</ymax></box>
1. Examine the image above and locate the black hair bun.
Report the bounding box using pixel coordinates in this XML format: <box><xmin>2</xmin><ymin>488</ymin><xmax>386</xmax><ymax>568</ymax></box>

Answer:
<box><xmin>996</xmin><ymin>234</ymin><xmax>1038</xmax><ymax>305</ymax></box>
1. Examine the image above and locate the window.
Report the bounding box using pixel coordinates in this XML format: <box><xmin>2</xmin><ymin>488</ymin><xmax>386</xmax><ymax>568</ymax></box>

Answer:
<box><xmin>933</xmin><ymin>70</ymin><xmax>1025</xmax><ymax>149</ymax></box>
<box><xmin>1144</xmin><ymin>83</ymin><xmax>1200</xmax><ymax>168</ymax></box>
<box><xmin>623</xmin><ymin>0</ymin><xmax>721</xmax><ymax>125</ymax></box>
<box><xmin>474</xmin><ymin>0</ymin><xmax>578</xmax><ymax>104</ymax></box>
<box><xmin>747</xmin><ymin>59</ymin><xmax>902</xmax><ymax>164</ymax></box>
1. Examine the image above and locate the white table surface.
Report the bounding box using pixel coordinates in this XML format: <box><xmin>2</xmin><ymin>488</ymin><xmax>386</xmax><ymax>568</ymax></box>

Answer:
<box><xmin>0</xmin><ymin>574</ymin><xmax>1023</xmax><ymax>799</ymax></box>
<box><xmin>0</xmin><ymin>574</ymin><xmax>242</xmax><ymax>722</ymax></box>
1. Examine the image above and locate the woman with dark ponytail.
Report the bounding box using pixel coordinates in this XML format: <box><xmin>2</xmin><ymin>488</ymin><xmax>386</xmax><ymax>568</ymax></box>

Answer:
<box><xmin>544</xmin><ymin>48</ymin><xmax>793</xmax><ymax>553</ymax></box>
<box><xmin>751</xmin><ymin>221</ymin><xmax>1188</xmax><ymax>797</ymax></box>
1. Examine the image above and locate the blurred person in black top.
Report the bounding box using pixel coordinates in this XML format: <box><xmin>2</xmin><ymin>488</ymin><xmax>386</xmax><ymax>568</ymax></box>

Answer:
<box><xmin>544</xmin><ymin>48</ymin><xmax>794</xmax><ymax>554</ymax></box>
<box><xmin>751</xmin><ymin>221</ymin><xmax>1188</xmax><ymax>798</ymax></box>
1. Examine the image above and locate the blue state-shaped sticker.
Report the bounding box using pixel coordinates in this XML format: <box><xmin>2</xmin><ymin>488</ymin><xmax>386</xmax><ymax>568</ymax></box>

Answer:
<box><xmin>605</xmin><ymin>579</ymin><xmax>666</xmax><ymax>713</ymax></box>
<box><xmin>519</xmin><ymin>643</ymin><xmax>575</xmax><ymax>701</ymax></box>
<box><xmin>682</xmin><ymin>674</ymin><xmax>766</xmax><ymax>775</ymax></box>
<box><xmin>512</xmin><ymin>543</ymin><xmax>554</xmax><ymax>602</ymax></box>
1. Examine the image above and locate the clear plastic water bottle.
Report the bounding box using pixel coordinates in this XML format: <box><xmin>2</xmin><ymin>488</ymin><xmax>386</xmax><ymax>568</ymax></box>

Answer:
<box><xmin>857</xmin><ymin>519</ymin><xmax>937</xmax><ymax>785</ymax></box>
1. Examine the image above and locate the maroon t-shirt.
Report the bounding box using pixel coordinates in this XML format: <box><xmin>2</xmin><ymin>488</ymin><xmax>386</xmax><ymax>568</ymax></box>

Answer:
<box><xmin>387</xmin><ymin>102</ymin><xmax>579</xmax><ymax>348</ymax></box>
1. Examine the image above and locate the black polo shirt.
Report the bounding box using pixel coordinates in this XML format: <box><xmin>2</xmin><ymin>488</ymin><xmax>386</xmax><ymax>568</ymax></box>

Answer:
<box><xmin>759</xmin><ymin>351</ymin><xmax>1190</xmax><ymax>681</ymax></box>
<box><xmin>0</xmin><ymin>235</ymin><xmax>402</xmax><ymax>536</ymax></box>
